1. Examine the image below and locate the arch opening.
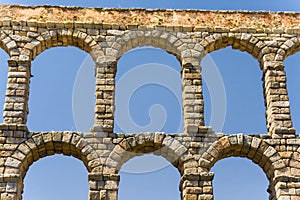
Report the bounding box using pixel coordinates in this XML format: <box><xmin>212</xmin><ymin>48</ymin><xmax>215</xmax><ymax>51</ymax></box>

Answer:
<box><xmin>211</xmin><ymin>157</ymin><xmax>269</xmax><ymax>200</ymax></box>
<box><xmin>114</xmin><ymin>46</ymin><xmax>183</xmax><ymax>133</ymax></box>
<box><xmin>22</xmin><ymin>154</ymin><xmax>88</xmax><ymax>200</ymax></box>
<box><xmin>118</xmin><ymin>154</ymin><xmax>181</xmax><ymax>200</ymax></box>
<box><xmin>0</xmin><ymin>49</ymin><xmax>9</xmax><ymax>123</ymax></box>
<box><xmin>28</xmin><ymin>46</ymin><xmax>95</xmax><ymax>132</ymax></box>
<box><xmin>284</xmin><ymin>52</ymin><xmax>300</xmax><ymax>133</ymax></box>
<box><xmin>201</xmin><ymin>46</ymin><xmax>266</xmax><ymax>133</ymax></box>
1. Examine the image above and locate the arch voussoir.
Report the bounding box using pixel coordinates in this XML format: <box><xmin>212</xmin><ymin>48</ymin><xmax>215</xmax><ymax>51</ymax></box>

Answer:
<box><xmin>24</xmin><ymin>29</ymin><xmax>102</xmax><ymax>61</ymax></box>
<box><xmin>199</xmin><ymin>32</ymin><xmax>263</xmax><ymax>61</ymax></box>
<box><xmin>104</xmin><ymin>133</ymin><xmax>190</xmax><ymax>175</ymax></box>
<box><xmin>8</xmin><ymin>132</ymin><xmax>99</xmax><ymax>185</ymax></box>
<box><xmin>202</xmin><ymin>135</ymin><xmax>277</xmax><ymax>180</ymax></box>
<box><xmin>114</xmin><ymin>30</ymin><xmax>183</xmax><ymax>62</ymax></box>
<box><xmin>1</xmin><ymin>6</ymin><xmax>300</xmax><ymax>200</ymax></box>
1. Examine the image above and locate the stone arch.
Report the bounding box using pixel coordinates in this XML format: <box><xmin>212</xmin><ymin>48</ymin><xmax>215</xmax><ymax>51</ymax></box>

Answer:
<box><xmin>24</xmin><ymin>29</ymin><xmax>103</xmax><ymax>62</ymax></box>
<box><xmin>0</xmin><ymin>30</ymin><xmax>18</xmax><ymax>56</ymax></box>
<box><xmin>199</xmin><ymin>32</ymin><xmax>264</xmax><ymax>66</ymax></box>
<box><xmin>199</xmin><ymin>135</ymin><xmax>280</xmax><ymax>181</ymax></box>
<box><xmin>104</xmin><ymin>133</ymin><xmax>191</xmax><ymax>175</ymax></box>
<box><xmin>4</xmin><ymin>132</ymin><xmax>100</xmax><ymax>196</ymax></box>
<box><xmin>111</xmin><ymin>31</ymin><xmax>196</xmax><ymax>133</ymax></box>
<box><xmin>111</xmin><ymin>30</ymin><xmax>185</xmax><ymax>63</ymax></box>
<box><xmin>279</xmin><ymin>36</ymin><xmax>300</xmax><ymax>60</ymax></box>
<box><xmin>23</xmin><ymin>34</ymin><xmax>100</xmax><ymax>129</ymax></box>
<box><xmin>21</xmin><ymin>153</ymin><xmax>89</xmax><ymax>200</ymax></box>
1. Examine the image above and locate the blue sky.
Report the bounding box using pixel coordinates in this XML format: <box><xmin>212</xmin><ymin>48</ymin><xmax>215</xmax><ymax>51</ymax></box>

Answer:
<box><xmin>0</xmin><ymin>1</ymin><xmax>299</xmax><ymax>200</ymax></box>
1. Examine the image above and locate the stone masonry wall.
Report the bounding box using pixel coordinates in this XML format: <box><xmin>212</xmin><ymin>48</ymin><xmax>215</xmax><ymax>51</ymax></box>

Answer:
<box><xmin>0</xmin><ymin>4</ymin><xmax>299</xmax><ymax>200</ymax></box>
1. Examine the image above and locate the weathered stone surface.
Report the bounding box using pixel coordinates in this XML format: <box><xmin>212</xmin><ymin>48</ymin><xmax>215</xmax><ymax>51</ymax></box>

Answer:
<box><xmin>0</xmin><ymin>4</ymin><xmax>299</xmax><ymax>200</ymax></box>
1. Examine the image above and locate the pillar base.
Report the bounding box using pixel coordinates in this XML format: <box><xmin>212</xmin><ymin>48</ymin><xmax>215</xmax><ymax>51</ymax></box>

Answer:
<box><xmin>90</xmin><ymin>125</ymin><xmax>113</xmax><ymax>134</ymax></box>
<box><xmin>0</xmin><ymin>124</ymin><xmax>28</xmax><ymax>131</ymax></box>
<box><xmin>184</xmin><ymin>125</ymin><xmax>213</xmax><ymax>134</ymax></box>
<box><xmin>271</xmin><ymin>127</ymin><xmax>296</xmax><ymax>138</ymax></box>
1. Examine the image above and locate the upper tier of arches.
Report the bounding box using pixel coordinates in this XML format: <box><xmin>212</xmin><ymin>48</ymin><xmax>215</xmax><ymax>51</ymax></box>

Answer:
<box><xmin>0</xmin><ymin>28</ymin><xmax>297</xmax><ymax>69</ymax></box>
<box><xmin>0</xmin><ymin>28</ymin><xmax>299</xmax><ymax>135</ymax></box>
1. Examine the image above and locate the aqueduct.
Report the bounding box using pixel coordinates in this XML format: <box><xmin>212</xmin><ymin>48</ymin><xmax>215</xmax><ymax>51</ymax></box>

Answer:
<box><xmin>0</xmin><ymin>4</ymin><xmax>299</xmax><ymax>200</ymax></box>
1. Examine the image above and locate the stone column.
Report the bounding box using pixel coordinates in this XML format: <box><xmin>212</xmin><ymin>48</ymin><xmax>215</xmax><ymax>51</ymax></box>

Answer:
<box><xmin>182</xmin><ymin>59</ymin><xmax>205</xmax><ymax>134</ymax></box>
<box><xmin>88</xmin><ymin>173</ymin><xmax>119</xmax><ymax>200</ymax></box>
<box><xmin>3</xmin><ymin>59</ymin><xmax>31</xmax><ymax>127</ymax></box>
<box><xmin>0</xmin><ymin>174</ymin><xmax>19</xmax><ymax>200</ymax></box>
<box><xmin>92</xmin><ymin>60</ymin><xmax>116</xmax><ymax>133</ymax></box>
<box><xmin>262</xmin><ymin>60</ymin><xmax>295</xmax><ymax>137</ymax></box>
<box><xmin>268</xmin><ymin>175</ymin><xmax>300</xmax><ymax>200</ymax></box>
<box><xmin>181</xmin><ymin>172</ymin><xmax>214</xmax><ymax>200</ymax></box>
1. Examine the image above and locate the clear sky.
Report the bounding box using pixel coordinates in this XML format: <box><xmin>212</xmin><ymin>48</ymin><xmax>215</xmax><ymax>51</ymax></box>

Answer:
<box><xmin>0</xmin><ymin>1</ymin><xmax>299</xmax><ymax>200</ymax></box>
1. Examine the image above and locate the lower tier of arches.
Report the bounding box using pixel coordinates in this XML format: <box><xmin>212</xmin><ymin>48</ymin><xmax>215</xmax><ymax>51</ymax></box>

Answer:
<box><xmin>0</xmin><ymin>130</ymin><xmax>299</xmax><ymax>199</ymax></box>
